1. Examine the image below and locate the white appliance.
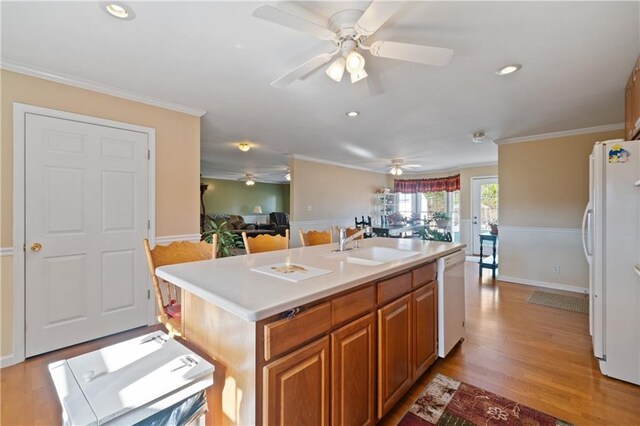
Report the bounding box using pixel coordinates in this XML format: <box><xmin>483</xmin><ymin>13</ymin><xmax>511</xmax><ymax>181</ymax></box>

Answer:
<box><xmin>437</xmin><ymin>250</ymin><xmax>466</xmax><ymax>357</ymax></box>
<box><xmin>49</xmin><ymin>331</ymin><xmax>214</xmax><ymax>425</ymax></box>
<box><xmin>582</xmin><ymin>139</ymin><xmax>640</xmax><ymax>385</ymax></box>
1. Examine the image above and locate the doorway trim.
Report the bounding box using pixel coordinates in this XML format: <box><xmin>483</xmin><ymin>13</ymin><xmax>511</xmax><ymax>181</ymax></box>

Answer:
<box><xmin>11</xmin><ymin>102</ymin><xmax>156</xmax><ymax>366</ymax></box>
<box><xmin>469</xmin><ymin>175</ymin><xmax>498</xmax><ymax>254</ymax></box>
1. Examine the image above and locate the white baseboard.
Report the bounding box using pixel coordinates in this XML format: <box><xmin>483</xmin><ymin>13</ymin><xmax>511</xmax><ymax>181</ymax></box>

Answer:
<box><xmin>499</xmin><ymin>275</ymin><xmax>588</xmax><ymax>294</ymax></box>
<box><xmin>0</xmin><ymin>353</ymin><xmax>17</xmax><ymax>368</ymax></box>
<box><xmin>155</xmin><ymin>234</ymin><xmax>201</xmax><ymax>245</ymax></box>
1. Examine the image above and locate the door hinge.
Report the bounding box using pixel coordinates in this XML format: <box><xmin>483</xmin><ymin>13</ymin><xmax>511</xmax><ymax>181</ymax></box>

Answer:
<box><xmin>148</xmin><ymin>220</ymin><xmax>151</xmax><ymax>230</ymax></box>
<box><xmin>147</xmin><ymin>150</ymin><xmax>151</xmax><ymax>160</ymax></box>
<box><xmin>23</xmin><ymin>243</ymin><xmax>26</xmax><ymax>252</ymax></box>
<box><xmin>148</xmin><ymin>290</ymin><xmax>151</xmax><ymax>300</ymax></box>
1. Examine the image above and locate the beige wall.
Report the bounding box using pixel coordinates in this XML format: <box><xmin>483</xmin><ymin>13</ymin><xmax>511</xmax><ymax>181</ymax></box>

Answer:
<box><xmin>202</xmin><ymin>178</ymin><xmax>289</xmax><ymax>216</ymax></box>
<box><xmin>499</xmin><ymin>130</ymin><xmax>624</xmax><ymax>228</ymax></box>
<box><xmin>498</xmin><ymin>129</ymin><xmax>624</xmax><ymax>291</ymax></box>
<box><xmin>290</xmin><ymin>158</ymin><xmax>388</xmax><ymax>246</ymax></box>
<box><xmin>0</xmin><ymin>70</ymin><xmax>201</xmax><ymax>358</ymax></box>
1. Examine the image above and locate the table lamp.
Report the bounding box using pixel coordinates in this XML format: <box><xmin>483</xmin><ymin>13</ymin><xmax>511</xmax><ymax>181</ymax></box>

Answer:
<box><xmin>253</xmin><ymin>206</ymin><xmax>263</xmax><ymax>224</ymax></box>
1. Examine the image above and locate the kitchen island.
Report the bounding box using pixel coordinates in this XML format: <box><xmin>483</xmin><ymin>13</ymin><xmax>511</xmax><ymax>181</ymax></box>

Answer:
<box><xmin>157</xmin><ymin>237</ymin><xmax>465</xmax><ymax>425</ymax></box>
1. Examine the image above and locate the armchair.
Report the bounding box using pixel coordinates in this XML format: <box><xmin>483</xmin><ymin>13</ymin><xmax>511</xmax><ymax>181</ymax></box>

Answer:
<box><xmin>269</xmin><ymin>212</ymin><xmax>290</xmax><ymax>237</ymax></box>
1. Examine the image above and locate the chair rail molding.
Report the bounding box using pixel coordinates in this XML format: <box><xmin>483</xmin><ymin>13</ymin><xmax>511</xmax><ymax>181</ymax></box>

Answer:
<box><xmin>0</xmin><ymin>247</ymin><xmax>14</xmax><ymax>256</ymax></box>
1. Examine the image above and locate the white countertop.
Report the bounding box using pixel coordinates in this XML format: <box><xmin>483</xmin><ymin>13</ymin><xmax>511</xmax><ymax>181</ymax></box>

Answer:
<box><xmin>156</xmin><ymin>238</ymin><xmax>465</xmax><ymax>322</ymax></box>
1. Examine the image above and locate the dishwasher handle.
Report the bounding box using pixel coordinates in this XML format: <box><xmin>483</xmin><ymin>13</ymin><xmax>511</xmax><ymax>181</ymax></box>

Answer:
<box><xmin>441</xmin><ymin>250</ymin><xmax>466</xmax><ymax>270</ymax></box>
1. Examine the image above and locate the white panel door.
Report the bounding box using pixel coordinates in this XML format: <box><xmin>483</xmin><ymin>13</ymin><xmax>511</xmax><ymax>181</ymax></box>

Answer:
<box><xmin>471</xmin><ymin>177</ymin><xmax>498</xmax><ymax>255</ymax></box>
<box><xmin>25</xmin><ymin>113</ymin><xmax>150</xmax><ymax>357</ymax></box>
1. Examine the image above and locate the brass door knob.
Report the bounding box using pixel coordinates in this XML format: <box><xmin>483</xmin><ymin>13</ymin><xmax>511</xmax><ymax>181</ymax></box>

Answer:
<box><xmin>30</xmin><ymin>243</ymin><xmax>42</xmax><ymax>252</ymax></box>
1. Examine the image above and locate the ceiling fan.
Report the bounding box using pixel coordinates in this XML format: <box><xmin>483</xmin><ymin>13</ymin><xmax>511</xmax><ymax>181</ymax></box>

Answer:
<box><xmin>252</xmin><ymin>1</ymin><xmax>454</xmax><ymax>88</ymax></box>
<box><xmin>238</xmin><ymin>173</ymin><xmax>257</xmax><ymax>186</ymax></box>
<box><xmin>387</xmin><ymin>159</ymin><xmax>421</xmax><ymax>176</ymax></box>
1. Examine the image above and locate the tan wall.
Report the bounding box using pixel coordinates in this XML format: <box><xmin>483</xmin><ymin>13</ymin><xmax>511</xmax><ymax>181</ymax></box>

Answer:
<box><xmin>291</xmin><ymin>158</ymin><xmax>388</xmax><ymax>222</ymax></box>
<box><xmin>290</xmin><ymin>158</ymin><xmax>388</xmax><ymax>246</ymax></box>
<box><xmin>202</xmin><ymin>178</ymin><xmax>289</xmax><ymax>216</ymax></box>
<box><xmin>0</xmin><ymin>70</ymin><xmax>201</xmax><ymax>357</ymax></box>
<box><xmin>498</xmin><ymin>129</ymin><xmax>624</xmax><ymax>290</ymax></box>
<box><xmin>499</xmin><ymin>130</ymin><xmax>624</xmax><ymax>228</ymax></box>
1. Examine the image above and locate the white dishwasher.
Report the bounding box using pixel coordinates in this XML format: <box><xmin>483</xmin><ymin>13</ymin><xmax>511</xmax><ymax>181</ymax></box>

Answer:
<box><xmin>437</xmin><ymin>250</ymin><xmax>466</xmax><ymax>357</ymax></box>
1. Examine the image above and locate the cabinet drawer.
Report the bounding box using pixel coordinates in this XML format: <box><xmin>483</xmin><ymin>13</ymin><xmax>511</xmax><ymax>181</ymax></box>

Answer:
<box><xmin>377</xmin><ymin>272</ymin><xmax>412</xmax><ymax>305</ymax></box>
<box><xmin>332</xmin><ymin>285</ymin><xmax>375</xmax><ymax>327</ymax></box>
<box><xmin>412</xmin><ymin>262</ymin><xmax>437</xmax><ymax>288</ymax></box>
<box><xmin>264</xmin><ymin>302</ymin><xmax>332</xmax><ymax>361</ymax></box>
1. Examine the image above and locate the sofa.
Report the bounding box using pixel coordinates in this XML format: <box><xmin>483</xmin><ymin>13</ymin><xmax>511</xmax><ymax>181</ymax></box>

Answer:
<box><xmin>206</xmin><ymin>214</ymin><xmax>256</xmax><ymax>233</ymax></box>
<box><xmin>269</xmin><ymin>212</ymin><xmax>290</xmax><ymax>237</ymax></box>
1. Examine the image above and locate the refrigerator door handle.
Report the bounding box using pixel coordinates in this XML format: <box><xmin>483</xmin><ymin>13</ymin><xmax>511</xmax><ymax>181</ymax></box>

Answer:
<box><xmin>581</xmin><ymin>204</ymin><xmax>592</xmax><ymax>260</ymax></box>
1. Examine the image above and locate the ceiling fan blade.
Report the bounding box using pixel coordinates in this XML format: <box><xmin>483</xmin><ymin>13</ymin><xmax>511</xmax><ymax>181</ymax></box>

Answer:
<box><xmin>355</xmin><ymin>0</ymin><xmax>405</xmax><ymax>36</ymax></box>
<box><xmin>404</xmin><ymin>164</ymin><xmax>422</xmax><ymax>168</ymax></box>
<box><xmin>271</xmin><ymin>53</ymin><xmax>334</xmax><ymax>88</ymax></box>
<box><xmin>253</xmin><ymin>5</ymin><xmax>336</xmax><ymax>41</ymax></box>
<box><xmin>369</xmin><ymin>41</ymin><xmax>453</xmax><ymax>66</ymax></box>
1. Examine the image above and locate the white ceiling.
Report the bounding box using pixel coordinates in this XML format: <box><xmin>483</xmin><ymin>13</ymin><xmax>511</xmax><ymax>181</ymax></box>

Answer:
<box><xmin>2</xmin><ymin>1</ymin><xmax>639</xmax><ymax>183</ymax></box>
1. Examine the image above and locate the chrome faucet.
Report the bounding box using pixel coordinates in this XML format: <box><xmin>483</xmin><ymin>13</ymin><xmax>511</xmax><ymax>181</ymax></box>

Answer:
<box><xmin>337</xmin><ymin>226</ymin><xmax>371</xmax><ymax>252</ymax></box>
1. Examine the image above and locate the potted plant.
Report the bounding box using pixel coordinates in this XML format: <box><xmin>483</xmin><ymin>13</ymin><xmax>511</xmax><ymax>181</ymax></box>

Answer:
<box><xmin>202</xmin><ymin>219</ymin><xmax>243</xmax><ymax>257</ymax></box>
<box><xmin>432</xmin><ymin>211</ymin><xmax>451</xmax><ymax>229</ymax></box>
<box><xmin>488</xmin><ymin>220</ymin><xmax>499</xmax><ymax>235</ymax></box>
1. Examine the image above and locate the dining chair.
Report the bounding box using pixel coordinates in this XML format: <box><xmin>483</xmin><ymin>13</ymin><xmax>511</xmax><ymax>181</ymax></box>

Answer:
<box><xmin>299</xmin><ymin>229</ymin><xmax>333</xmax><ymax>247</ymax></box>
<box><xmin>243</xmin><ymin>229</ymin><xmax>289</xmax><ymax>254</ymax></box>
<box><xmin>143</xmin><ymin>237</ymin><xmax>216</xmax><ymax>337</ymax></box>
<box><xmin>345</xmin><ymin>227</ymin><xmax>365</xmax><ymax>240</ymax></box>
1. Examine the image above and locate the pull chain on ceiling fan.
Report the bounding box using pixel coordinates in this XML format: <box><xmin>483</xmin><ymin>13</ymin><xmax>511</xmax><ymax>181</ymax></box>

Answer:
<box><xmin>252</xmin><ymin>0</ymin><xmax>454</xmax><ymax>88</ymax></box>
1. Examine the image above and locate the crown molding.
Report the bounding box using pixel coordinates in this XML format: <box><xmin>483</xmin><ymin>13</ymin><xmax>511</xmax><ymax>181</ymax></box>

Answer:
<box><xmin>400</xmin><ymin>161</ymin><xmax>499</xmax><ymax>176</ymax></box>
<box><xmin>494</xmin><ymin>123</ymin><xmax>624</xmax><ymax>145</ymax></box>
<box><xmin>1</xmin><ymin>60</ymin><xmax>207</xmax><ymax>117</ymax></box>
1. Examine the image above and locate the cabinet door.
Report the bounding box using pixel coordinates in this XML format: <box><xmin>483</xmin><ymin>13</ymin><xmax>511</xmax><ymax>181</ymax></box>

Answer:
<box><xmin>263</xmin><ymin>336</ymin><xmax>329</xmax><ymax>426</ymax></box>
<box><xmin>331</xmin><ymin>313</ymin><xmax>375</xmax><ymax>426</ymax></box>
<box><xmin>377</xmin><ymin>294</ymin><xmax>412</xmax><ymax>419</ymax></box>
<box><xmin>413</xmin><ymin>282</ymin><xmax>437</xmax><ymax>379</ymax></box>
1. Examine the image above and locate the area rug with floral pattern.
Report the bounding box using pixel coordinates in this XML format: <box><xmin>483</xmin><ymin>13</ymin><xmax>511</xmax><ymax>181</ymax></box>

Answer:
<box><xmin>398</xmin><ymin>374</ymin><xmax>572</xmax><ymax>426</ymax></box>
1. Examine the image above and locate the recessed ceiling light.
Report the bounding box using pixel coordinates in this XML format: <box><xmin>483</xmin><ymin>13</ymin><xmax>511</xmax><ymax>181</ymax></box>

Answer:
<box><xmin>238</xmin><ymin>143</ymin><xmax>251</xmax><ymax>152</ymax></box>
<box><xmin>345</xmin><ymin>111</ymin><xmax>360</xmax><ymax>117</ymax></box>
<box><xmin>99</xmin><ymin>2</ymin><xmax>135</xmax><ymax>20</ymax></box>
<box><xmin>495</xmin><ymin>64</ymin><xmax>522</xmax><ymax>76</ymax></box>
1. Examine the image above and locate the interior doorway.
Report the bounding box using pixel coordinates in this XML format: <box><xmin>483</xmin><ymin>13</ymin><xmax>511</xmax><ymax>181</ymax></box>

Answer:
<box><xmin>471</xmin><ymin>177</ymin><xmax>498</xmax><ymax>255</ymax></box>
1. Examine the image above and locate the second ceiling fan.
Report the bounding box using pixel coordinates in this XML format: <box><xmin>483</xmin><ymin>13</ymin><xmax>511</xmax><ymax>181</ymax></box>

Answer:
<box><xmin>253</xmin><ymin>1</ymin><xmax>454</xmax><ymax>88</ymax></box>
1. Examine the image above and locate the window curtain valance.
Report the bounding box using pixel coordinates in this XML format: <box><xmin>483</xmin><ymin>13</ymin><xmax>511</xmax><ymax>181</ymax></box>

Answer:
<box><xmin>393</xmin><ymin>174</ymin><xmax>460</xmax><ymax>193</ymax></box>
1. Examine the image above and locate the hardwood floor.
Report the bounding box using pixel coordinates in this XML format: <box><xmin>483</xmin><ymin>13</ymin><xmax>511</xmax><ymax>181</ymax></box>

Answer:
<box><xmin>1</xmin><ymin>262</ymin><xmax>639</xmax><ymax>425</ymax></box>
<box><xmin>381</xmin><ymin>263</ymin><xmax>640</xmax><ymax>425</ymax></box>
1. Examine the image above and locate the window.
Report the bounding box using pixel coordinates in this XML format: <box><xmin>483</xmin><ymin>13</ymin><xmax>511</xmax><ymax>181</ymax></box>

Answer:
<box><xmin>397</xmin><ymin>193</ymin><xmax>414</xmax><ymax>218</ymax></box>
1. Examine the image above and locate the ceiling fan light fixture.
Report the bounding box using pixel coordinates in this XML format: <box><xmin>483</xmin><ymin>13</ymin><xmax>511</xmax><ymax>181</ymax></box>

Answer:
<box><xmin>325</xmin><ymin>57</ymin><xmax>346</xmax><ymax>82</ymax></box>
<box><xmin>350</xmin><ymin>68</ymin><xmax>368</xmax><ymax>84</ymax></box>
<box><xmin>472</xmin><ymin>131</ymin><xmax>485</xmax><ymax>143</ymax></box>
<box><xmin>285</xmin><ymin>172</ymin><xmax>291</xmax><ymax>181</ymax></box>
<box><xmin>389</xmin><ymin>166</ymin><xmax>403</xmax><ymax>176</ymax></box>
<box><xmin>245</xmin><ymin>178</ymin><xmax>255</xmax><ymax>186</ymax></box>
<box><xmin>345</xmin><ymin>51</ymin><xmax>365</xmax><ymax>73</ymax></box>
<box><xmin>238</xmin><ymin>143</ymin><xmax>251</xmax><ymax>152</ymax></box>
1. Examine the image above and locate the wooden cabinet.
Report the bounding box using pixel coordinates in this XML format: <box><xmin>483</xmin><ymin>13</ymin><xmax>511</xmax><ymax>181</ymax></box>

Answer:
<box><xmin>263</xmin><ymin>336</ymin><xmax>330</xmax><ymax>426</ymax></box>
<box><xmin>412</xmin><ymin>282</ymin><xmax>437</xmax><ymax>379</ymax></box>
<box><xmin>377</xmin><ymin>293</ymin><xmax>413</xmax><ymax>418</ymax></box>
<box><xmin>331</xmin><ymin>313</ymin><xmax>375</xmax><ymax>426</ymax></box>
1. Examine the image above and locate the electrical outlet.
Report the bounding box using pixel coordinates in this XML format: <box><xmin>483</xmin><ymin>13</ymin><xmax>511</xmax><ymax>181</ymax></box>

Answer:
<box><xmin>553</xmin><ymin>265</ymin><xmax>560</xmax><ymax>274</ymax></box>
<box><xmin>307</xmin><ymin>205</ymin><xmax>312</xmax><ymax>212</ymax></box>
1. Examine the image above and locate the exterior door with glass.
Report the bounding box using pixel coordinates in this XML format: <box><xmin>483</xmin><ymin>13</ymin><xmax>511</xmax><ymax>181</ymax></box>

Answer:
<box><xmin>471</xmin><ymin>177</ymin><xmax>498</xmax><ymax>255</ymax></box>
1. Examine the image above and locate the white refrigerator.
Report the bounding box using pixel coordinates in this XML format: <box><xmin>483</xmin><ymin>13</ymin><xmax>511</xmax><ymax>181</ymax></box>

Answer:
<box><xmin>582</xmin><ymin>139</ymin><xmax>640</xmax><ymax>385</ymax></box>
